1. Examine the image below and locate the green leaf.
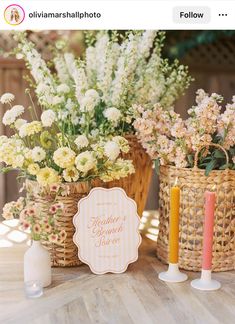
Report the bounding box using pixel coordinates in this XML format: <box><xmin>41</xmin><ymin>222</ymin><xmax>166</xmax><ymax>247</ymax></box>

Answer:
<box><xmin>219</xmin><ymin>163</ymin><xmax>231</xmax><ymax>170</ymax></box>
<box><xmin>187</xmin><ymin>154</ymin><xmax>194</xmax><ymax>166</ymax></box>
<box><xmin>0</xmin><ymin>167</ymin><xmax>13</xmax><ymax>174</ymax></box>
<box><xmin>203</xmin><ymin>156</ymin><xmax>213</xmax><ymax>161</ymax></box>
<box><xmin>205</xmin><ymin>159</ymin><xmax>217</xmax><ymax>176</ymax></box>
<box><xmin>199</xmin><ymin>163</ymin><xmax>210</xmax><ymax>167</ymax></box>
<box><xmin>229</xmin><ymin>147</ymin><xmax>235</xmax><ymax>157</ymax></box>
<box><xmin>213</xmin><ymin>149</ymin><xmax>225</xmax><ymax>159</ymax></box>
<box><xmin>154</xmin><ymin>158</ymin><xmax>160</xmax><ymax>175</ymax></box>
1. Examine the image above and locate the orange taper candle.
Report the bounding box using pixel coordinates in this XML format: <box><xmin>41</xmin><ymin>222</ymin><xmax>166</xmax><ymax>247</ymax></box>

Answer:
<box><xmin>169</xmin><ymin>182</ymin><xmax>180</xmax><ymax>264</ymax></box>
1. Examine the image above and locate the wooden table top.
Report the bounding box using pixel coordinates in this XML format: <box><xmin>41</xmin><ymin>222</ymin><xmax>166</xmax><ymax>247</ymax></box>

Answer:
<box><xmin>0</xmin><ymin>219</ymin><xmax>235</xmax><ymax>324</ymax></box>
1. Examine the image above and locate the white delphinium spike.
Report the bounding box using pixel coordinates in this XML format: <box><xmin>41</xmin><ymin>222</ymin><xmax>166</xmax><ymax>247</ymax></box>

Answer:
<box><xmin>135</xmin><ymin>32</ymin><xmax>166</xmax><ymax>105</ymax></box>
<box><xmin>64</xmin><ymin>53</ymin><xmax>77</xmax><ymax>78</ymax></box>
<box><xmin>20</xmin><ymin>38</ymin><xmax>55</xmax><ymax>89</ymax></box>
<box><xmin>64</xmin><ymin>53</ymin><xmax>88</xmax><ymax>104</ymax></box>
<box><xmin>138</xmin><ymin>30</ymin><xmax>157</xmax><ymax>58</ymax></box>
<box><xmin>16</xmin><ymin>35</ymin><xmax>57</xmax><ymax>108</ymax></box>
<box><xmin>111</xmin><ymin>33</ymin><xmax>139</xmax><ymax>107</ymax></box>
<box><xmin>54</xmin><ymin>55</ymin><xmax>71</xmax><ymax>84</ymax></box>
<box><xmin>98</xmin><ymin>43</ymin><xmax>120</xmax><ymax>105</ymax></box>
<box><xmin>85</xmin><ymin>46</ymin><xmax>97</xmax><ymax>86</ymax></box>
<box><xmin>73</xmin><ymin>68</ymin><xmax>88</xmax><ymax>105</ymax></box>
<box><xmin>95</xmin><ymin>32</ymin><xmax>109</xmax><ymax>84</ymax></box>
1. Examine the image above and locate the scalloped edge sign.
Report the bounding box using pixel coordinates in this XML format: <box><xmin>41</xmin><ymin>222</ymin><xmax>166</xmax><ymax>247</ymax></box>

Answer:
<box><xmin>73</xmin><ymin>187</ymin><xmax>142</xmax><ymax>274</ymax></box>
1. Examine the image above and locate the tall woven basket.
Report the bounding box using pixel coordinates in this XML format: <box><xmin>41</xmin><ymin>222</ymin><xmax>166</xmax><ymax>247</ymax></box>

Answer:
<box><xmin>26</xmin><ymin>180</ymin><xmax>90</xmax><ymax>267</ymax></box>
<box><xmin>93</xmin><ymin>135</ymin><xmax>153</xmax><ymax>216</ymax></box>
<box><xmin>156</xmin><ymin>144</ymin><xmax>235</xmax><ymax>272</ymax></box>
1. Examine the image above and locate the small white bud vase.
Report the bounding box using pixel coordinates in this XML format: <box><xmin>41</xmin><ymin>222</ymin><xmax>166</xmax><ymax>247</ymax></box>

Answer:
<box><xmin>24</xmin><ymin>240</ymin><xmax>52</xmax><ymax>287</ymax></box>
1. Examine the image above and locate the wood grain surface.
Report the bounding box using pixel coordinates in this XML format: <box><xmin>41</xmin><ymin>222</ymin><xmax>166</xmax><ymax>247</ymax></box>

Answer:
<box><xmin>0</xmin><ymin>234</ymin><xmax>234</xmax><ymax>324</ymax></box>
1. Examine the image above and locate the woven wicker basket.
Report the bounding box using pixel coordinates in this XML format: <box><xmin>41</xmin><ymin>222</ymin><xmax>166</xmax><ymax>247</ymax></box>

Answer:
<box><xmin>26</xmin><ymin>180</ymin><xmax>90</xmax><ymax>267</ymax></box>
<box><xmin>25</xmin><ymin>135</ymin><xmax>152</xmax><ymax>267</ymax></box>
<box><xmin>156</xmin><ymin>144</ymin><xmax>235</xmax><ymax>272</ymax></box>
<box><xmin>93</xmin><ymin>135</ymin><xmax>153</xmax><ymax>216</ymax></box>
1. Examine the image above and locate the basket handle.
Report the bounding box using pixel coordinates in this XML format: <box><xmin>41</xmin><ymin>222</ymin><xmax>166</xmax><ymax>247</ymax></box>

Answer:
<box><xmin>194</xmin><ymin>143</ymin><xmax>229</xmax><ymax>169</ymax></box>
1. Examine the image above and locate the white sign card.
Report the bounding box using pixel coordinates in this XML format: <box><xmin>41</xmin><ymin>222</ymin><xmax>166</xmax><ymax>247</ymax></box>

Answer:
<box><xmin>73</xmin><ymin>187</ymin><xmax>142</xmax><ymax>274</ymax></box>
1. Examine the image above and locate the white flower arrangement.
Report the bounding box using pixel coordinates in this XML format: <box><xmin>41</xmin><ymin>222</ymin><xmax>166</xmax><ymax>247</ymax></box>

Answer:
<box><xmin>0</xmin><ymin>96</ymin><xmax>135</xmax><ymax>186</ymax></box>
<box><xmin>14</xmin><ymin>31</ymin><xmax>193</xmax><ymax>136</ymax></box>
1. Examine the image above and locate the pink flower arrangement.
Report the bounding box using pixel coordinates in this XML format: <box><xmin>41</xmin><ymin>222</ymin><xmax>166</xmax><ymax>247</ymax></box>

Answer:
<box><xmin>2</xmin><ymin>185</ymin><xmax>67</xmax><ymax>245</ymax></box>
<box><xmin>134</xmin><ymin>89</ymin><xmax>235</xmax><ymax>174</ymax></box>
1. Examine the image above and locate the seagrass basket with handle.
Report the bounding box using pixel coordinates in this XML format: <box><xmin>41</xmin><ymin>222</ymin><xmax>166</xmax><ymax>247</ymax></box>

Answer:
<box><xmin>156</xmin><ymin>143</ymin><xmax>235</xmax><ymax>272</ymax></box>
<box><xmin>26</xmin><ymin>180</ymin><xmax>91</xmax><ymax>267</ymax></box>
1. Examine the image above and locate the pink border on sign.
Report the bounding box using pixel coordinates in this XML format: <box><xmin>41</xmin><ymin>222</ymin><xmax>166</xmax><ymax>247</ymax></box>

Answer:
<box><xmin>4</xmin><ymin>4</ymin><xmax>25</xmax><ymax>26</ymax></box>
<box><xmin>73</xmin><ymin>187</ymin><xmax>142</xmax><ymax>275</ymax></box>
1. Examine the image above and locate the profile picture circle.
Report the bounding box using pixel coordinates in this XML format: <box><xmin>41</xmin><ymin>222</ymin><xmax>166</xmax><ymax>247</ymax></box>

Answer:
<box><xmin>4</xmin><ymin>4</ymin><xmax>25</xmax><ymax>25</ymax></box>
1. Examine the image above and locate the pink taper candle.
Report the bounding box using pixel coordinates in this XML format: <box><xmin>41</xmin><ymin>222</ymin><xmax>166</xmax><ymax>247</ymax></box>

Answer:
<box><xmin>202</xmin><ymin>191</ymin><xmax>216</xmax><ymax>270</ymax></box>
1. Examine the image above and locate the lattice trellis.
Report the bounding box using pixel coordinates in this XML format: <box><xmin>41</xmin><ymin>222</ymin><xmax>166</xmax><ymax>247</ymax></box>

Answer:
<box><xmin>164</xmin><ymin>31</ymin><xmax>235</xmax><ymax>71</ymax></box>
<box><xmin>182</xmin><ymin>38</ymin><xmax>235</xmax><ymax>71</ymax></box>
<box><xmin>0</xmin><ymin>31</ymin><xmax>78</xmax><ymax>60</ymax></box>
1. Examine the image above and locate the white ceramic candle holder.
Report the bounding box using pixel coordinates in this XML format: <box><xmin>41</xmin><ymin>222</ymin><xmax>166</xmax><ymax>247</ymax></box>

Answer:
<box><xmin>159</xmin><ymin>263</ymin><xmax>188</xmax><ymax>283</ymax></box>
<box><xmin>24</xmin><ymin>280</ymin><xmax>43</xmax><ymax>298</ymax></box>
<box><xmin>191</xmin><ymin>269</ymin><xmax>221</xmax><ymax>291</ymax></box>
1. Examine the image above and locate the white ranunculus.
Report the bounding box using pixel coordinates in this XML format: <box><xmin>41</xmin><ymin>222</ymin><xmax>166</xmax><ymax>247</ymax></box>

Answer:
<box><xmin>103</xmin><ymin>107</ymin><xmax>121</xmax><ymax>123</ymax></box>
<box><xmin>63</xmin><ymin>167</ymin><xmax>79</xmax><ymax>182</ymax></box>
<box><xmin>74</xmin><ymin>135</ymin><xmax>89</xmax><ymax>149</ymax></box>
<box><xmin>41</xmin><ymin>110</ymin><xmax>56</xmax><ymax>127</ymax></box>
<box><xmin>53</xmin><ymin>147</ymin><xmax>76</xmax><ymax>169</ymax></box>
<box><xmin>104</xmin><ymin>141</ymin><xmax>120</xmax><ymax>160</ymax></box>
<box><xmin>75</xmin><ymin>151</ymin><xmax>96</xmax><ymax>173</ymax></box>
<box><xmin>31</xmin><ymin>147</ymin><xmax>46</xmax><ymax>162</ymax></box>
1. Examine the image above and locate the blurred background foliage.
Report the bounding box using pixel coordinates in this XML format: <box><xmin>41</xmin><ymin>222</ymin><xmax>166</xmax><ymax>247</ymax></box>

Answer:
<box><xmin>1</xmin><ymin>30</ymin><xmax>235</xmax><ymax>66</ymax></box>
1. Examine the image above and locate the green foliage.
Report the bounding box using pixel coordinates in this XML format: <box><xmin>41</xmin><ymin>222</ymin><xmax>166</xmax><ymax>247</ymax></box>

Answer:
<box><xmin>154</xmin><ymin>158</ymin><xmax>160</xmax><ymax>174</ymax></box>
